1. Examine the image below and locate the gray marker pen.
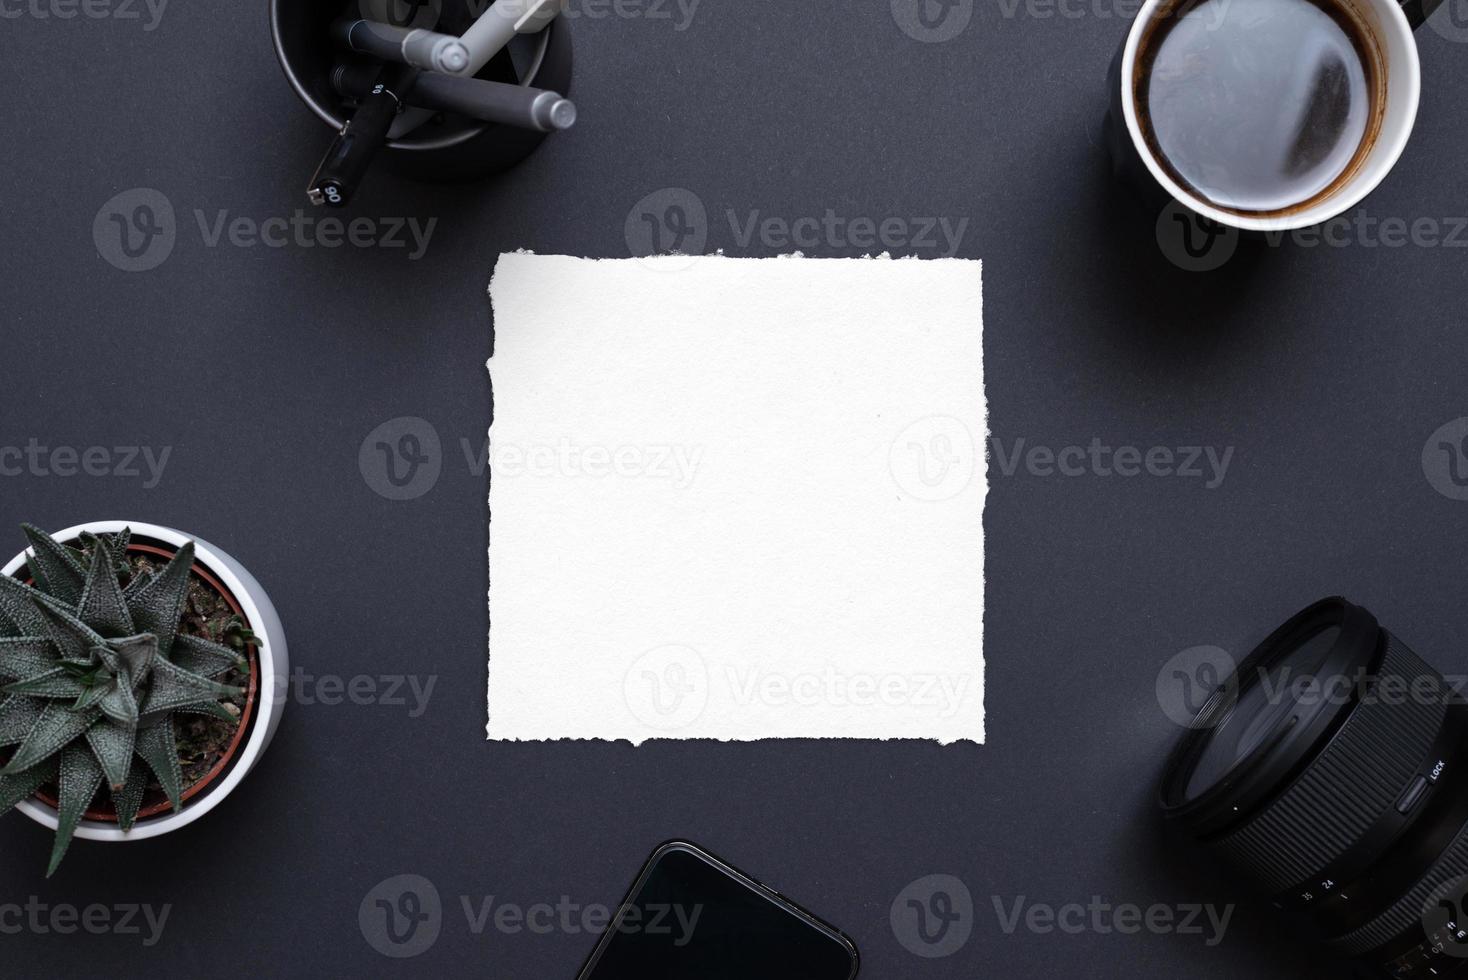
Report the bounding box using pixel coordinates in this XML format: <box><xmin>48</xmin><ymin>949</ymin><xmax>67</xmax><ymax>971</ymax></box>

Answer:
<box><xmin>331</xmin><ymin>19</ymin><xmax>472</xmax><ymax>75</ymax></box>
<box><xmin>333</xmin><ymin>63</ymin><xmax>576</xmax><ymax>132</ymax></box>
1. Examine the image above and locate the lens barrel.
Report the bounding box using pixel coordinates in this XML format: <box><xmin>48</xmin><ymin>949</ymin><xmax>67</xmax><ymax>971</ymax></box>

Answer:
<box><xmin>1160</xmin><ymin>598</ymin><xmax>1468</xmax><ymax>979</ymax></box>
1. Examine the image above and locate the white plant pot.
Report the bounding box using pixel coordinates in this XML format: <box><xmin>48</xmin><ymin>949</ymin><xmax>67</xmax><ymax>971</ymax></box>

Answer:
<box><xmin>1</xmin><ymin>521</ymin><xmax>288</xmax><ymax>841</ymax></box>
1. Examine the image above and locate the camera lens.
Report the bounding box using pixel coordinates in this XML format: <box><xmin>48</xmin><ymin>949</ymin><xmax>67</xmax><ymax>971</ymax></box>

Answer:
<box><xmin>1160</xmin><ymin>598</ymin><xmax>1468</xmax><ymax>979</ymax></box>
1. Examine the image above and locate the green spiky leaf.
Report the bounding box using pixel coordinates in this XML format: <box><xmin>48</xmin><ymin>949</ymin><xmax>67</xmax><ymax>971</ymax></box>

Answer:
<box><xmin>34</xmin><ymin>601</ymin><xmax>107</xmax><ymax>664</ymax></box>
<box><xmin>48</xmin><ymin>743</ymin><xmax>104</xmax><ymax>876</ymax></box>
<box><xmin>1</xmin><ymin>702</ymin><xmax>100</xmax><ymax>774</ymax></box>
<box><xmin>134</xmin><ymin>720</ymin><xmax>182</xmax><ymax>811</ymax></box>
<box><xmin>0</xmin><ymin>756</ymin><xmax>58</xmax><ymax>818</ymax></box>
<box><xmin>4</xmin><ymin>667</ymin><xmax>88</xmax><ymax>700</ymax></box>
<box><xmin>122</xmin><ymin>569</ymin><xmax>153</xmax><ymax>599</ymax></box>
<box><xmin>0</xmin><ymin>695</ymin><xmax>44</xmax><ymax>746</ymax></box>
<box><xmin>140</xmin><ymin>658</ymin><xmax>241</xmax><ymax>715</ymax></box>
<box><xmin>84</xmin><ymin>719</ymin><xmax>135</xmax><ymax>789</ymax></box>
<box><xmin>72</xmin><ymin>680</ymin><xmax>114</xmax><ymax>713</ymax></box>
<box><xmin>109</xmin><ymin>764</ymin><xmax>148</xmax><ymax>831</ymax></box>
<box><xmin>125</xmin><ymin>543</ymin><xmax>193</xmax><ymax>657</ymax></box>
<box><xmin>176</xmin><ymin>700</ymin><xmax>238</xmax><ymax>723</ymax></box>
<box><xmin>98</xmin><ymin>677</ymin><xmax>139</xmax><ymax>727</ymax></box>
<box><xmin>0</xmin><ymin>575</ymin><xmax>48</xmax><ymax>637</ymax></box>
<box><xmin>171</xmin><ymin>633</ymin><xmax>246</xmax><ymax>679</ymax></box>
<box><xmin>21</xmin><ymin>525</ymin><xmax>86</xmax><ymax>606</ymax></box>
<box><xmin>103</xmin><ymin>634</ymin><xmax>157</xmax><ymax>690</ymax></box>
<box><xmin>76</xmin><ymin>539</ymin><xmax>133</xmax><ymax>637</ymax></box>
<box><xmin>0</xmin><ymin>637</ymin><xmax>60</xmax><ymax>681</ymax></box>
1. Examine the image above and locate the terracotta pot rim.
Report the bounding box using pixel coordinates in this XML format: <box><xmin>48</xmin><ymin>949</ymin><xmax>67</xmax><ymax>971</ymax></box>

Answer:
<box><xmin>21</xmin><ymin>537</ymin><xmax>262</xmax><ymax>823</ymax></box>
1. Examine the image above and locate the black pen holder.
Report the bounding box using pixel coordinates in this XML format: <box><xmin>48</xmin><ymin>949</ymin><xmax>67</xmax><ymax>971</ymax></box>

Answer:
<box><xmin>271</xmin><ymin>0</ymin><xmax>572</xmax><ymax>182</ymax></box>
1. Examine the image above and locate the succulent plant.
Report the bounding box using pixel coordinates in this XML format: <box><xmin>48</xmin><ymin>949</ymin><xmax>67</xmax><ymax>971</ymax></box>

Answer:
<box><xmin>0</xmin><ymin>525</ymin><xmax>248</xmax><ymax>875</ymax></box>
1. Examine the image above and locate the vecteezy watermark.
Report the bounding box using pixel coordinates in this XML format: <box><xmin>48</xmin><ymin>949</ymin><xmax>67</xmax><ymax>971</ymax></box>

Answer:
<box><xmin>359</xmin><ymin>416</ymin><xmax>705</xmax><ymax>501</ymax></box>
<box><xmin>360</xmin><ymin>417</ymin><xmax>444</xmax><ymax>501</ymax></box>
<box><xmin>1262</xmin><ymin>213</ymin><xmax>1468</xmax><ymax>250</ymax></box>
<box><xmin>995</xmin><ymin>0</ymin><xmax>1234</xmax><ymax>25</ymax></box>
<box><xmin>1157</xmin><ymin>201</ymin><xmax>1468</xmax><ymax>271</ymax></box>
<box><xmin>1429</xmin><ymin>0</ymin><xmax>1468</xmax><ymax>44</ymax></box>
<box><xmin>992</xmin><ymin>896</ymin><xmax>1234</xmax><ymax>946</ymax></box>
<box><xmin>0</xmin><ymin>0</ymin><xmax>168</xmax><ymax>30</ymax></box>
<box><xmin>1158</xmin><ymin>644</ymin><xmax>1468</xmax><ymax>726</ymax></box>
<box><xmin>1423</xmin><ymin>418</ymin><xmax>1468</xmax><ymax>502</ymax></box>
<box><xmin>891</xmin><ymin>874</ymin><xmax>975</xmax><ymax>958</ymax></box>
<box><xmin>891</xmin><ymin>0</ymin><xmax>974</xmax><ymax>42</ymax></box>
<box><xmin>270</xmin><ymin>669</ymin><xmax>437</xmax><ymax>717</ymax></box>
<box><xmin>725</xmin><ymin>667</ymin><xmax>973</xmax><ymax>718</ymax></box>
<box><xmin>990</xmin><ymin>437</ymin><xmax>1234</xmax><ymax>489</ymax></box>
<box><xmin>461</xmin><ymin>895</ymin><xmax>702</xmax><ymax>943</ymax></box>
<box><xmin>93</xmin><ymin>188</ymin><xmax>176</xmax><ymax>273</ymax></box>
<box><xmin>624</xmin><ymin>645</ymin><xmax>710</xmax><ymax>731</ymax></box>
<box><xmin>539</xmin><ymin>0</ymin><xmax>702</xmax><ymax>31</ymax></box>
<box><xmin>94</xmin><ymin>188</ymin><xmax>438</xmax><ymax>272</ymax></box>
<box><xmin>360</xmin><ymin>874</ymin><xmax>443</xmax><ymax>959</ymax></box>
<box><xmin>1155</xmin><ymin>201</ymin><xmax>1240</xmax><ymax>273</ymax></box>
<box><xmin>419</xmin><ymin>0</ymin><xmax>704</xmax><ymax>30</ymax></box>
<box><xmin>0</xmin><ymin>898</ymin><xmax>170</xmax><ymax>946</ymax></box>
<box><xmin>1156</xmin><ymin>646</ymin><xmax>1238</xmax><ymax>728</ymax></box>
<box><xmin>625</xmin><ymin>188</ymin><xmax>970</xmax><ymax>261</ymax></box>
<box><xmin>0</xmin><ymin>440</ymin><xmax>171</xmax><ymax>489</ymax></box>
<box><xmin>359</xmin><ymin>874</ymin><xmax>703</xmax><ymax>959</ymax></box>
<box><xmin>492</xmin><ymin>440</ymin><xmax>704</xmax><ymax>488</ymax></box>
<box><xmin>891</xmin><ymin>416</ymin><xmax>978</xmax><ymax>502</ymax></box>
<box><xmin>624</xmin><ymin>651</ymin><xmax>973</xmax><ymax>731</ymax></box>
<box><xmin>725</xmin><ymin>210</ymin><xmax>968</xmax><ymax>257</ymax></box>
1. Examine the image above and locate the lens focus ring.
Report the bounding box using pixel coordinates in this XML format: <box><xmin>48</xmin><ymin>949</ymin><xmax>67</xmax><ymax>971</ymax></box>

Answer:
<box><xmin>1206</xmin><ymin>634</ymin><xmax>1445</xmax><ymax>894</ymax></box>
<box><xmin>1329</xmin><ymin>818</ymin><xmax>1468</xmax><ymax>957</ymax></box>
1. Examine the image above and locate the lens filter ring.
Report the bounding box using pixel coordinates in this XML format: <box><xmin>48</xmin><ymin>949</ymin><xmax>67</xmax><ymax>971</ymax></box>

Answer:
<box><xmin>1206</xmin><ymin>631</ymin><xmax>1447</xmax><ymax>894</ymax></box>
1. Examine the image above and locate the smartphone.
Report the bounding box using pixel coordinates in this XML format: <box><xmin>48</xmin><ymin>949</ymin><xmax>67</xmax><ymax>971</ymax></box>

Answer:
<box><xmin>576</xmin><ymin>840</ymin><xmax>860</xmax><ymax>979</ymax></box>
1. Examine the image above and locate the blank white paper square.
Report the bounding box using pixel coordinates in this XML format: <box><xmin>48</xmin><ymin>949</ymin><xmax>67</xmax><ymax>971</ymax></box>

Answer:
<box><xmin>487</xmin><ymin>254</ymin><xmax>985</xmax><ymax>743</ymax></box>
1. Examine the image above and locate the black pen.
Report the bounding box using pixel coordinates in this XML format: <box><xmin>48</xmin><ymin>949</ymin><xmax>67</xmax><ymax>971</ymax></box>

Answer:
<box><xmin>306</xmin><ymin>63</ymin><xmax>420</xmax><ymax>208</ymax></box>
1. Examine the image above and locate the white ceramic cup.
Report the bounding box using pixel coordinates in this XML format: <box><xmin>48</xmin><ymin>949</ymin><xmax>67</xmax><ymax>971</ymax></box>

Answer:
<box><xmin>1107</xmin><ymin>0</ymin><xmax>1434</xmax><ymax>233</ymax></box>
<box><xmin>2</xmin><ymin>522</ymin><xmax>288</xmax><ymax>842</ymax></box>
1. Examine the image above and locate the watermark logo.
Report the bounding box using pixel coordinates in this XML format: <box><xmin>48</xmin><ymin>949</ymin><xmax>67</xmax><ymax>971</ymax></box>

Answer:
<box><xmin>94</xmin><ymin>189</ymin><xmax>436</xmax><ymax>271</ymax></box>
<box><xmin>991</xmin><ymin>437</ymin><xmax>1234</xmax><ymax>488</ymax></box>
<box><xmin>1423</xmin><ymin>418</ymin><xmax>1468</xmax><ymax>502</ymax></box>
<box><xmin>891</xmin><ymin>874</ymin><xmax>974</xmax><ymax>958</ymax></box>
<box><xmin>993</xmin><ymin>896</ymin><xmax>1233</xmax><ymax>945</ymax></box>
<box><xmin>1157</xmin><ymin>646</ymin><xmax>1237</xmax><ymax>728</ymax></box>
<box><xmin>1156</xmin><ymin>201</ymin><xmax>1238</xmax><ymax>272</ymax></box>
<box><xmin>270</xmin><ymin>669</ymin><xmax>437</xmax><ymax>717</ymax></box>
<box><xmin>494</xmin><ymin>440</ymin><xmax>704</xmax><ymax>488</ymax></box>
<box><xmin>0</xmin><ymin>440</ymin><xmax>171</xmax><ymax>489</ymax></box>
<box><xmin>624</xmin><ymin>645</ymin><xmax>709</xmax><ymax>730</ymax></box>
<box><xmin>2</xmin><ymin>0</ymin><xmax>168</xmax><ymax>30</ymax></box>
<box><xmin>357</xmin><ymin>0</ymin><xmax>443</xmax><ymax>28</ymax></box>
<box><xmin>360</xmin><ymin>874</ymin><xmax>443</xmax><ymax>958</ymax></box>
<box><xmin>0</xmin><ymin>899</ymin><xmax>170</xmax><ymax>945</ymax></box>
<box><xmin>626</xmin><ymin>188</ymin><xmax>970</xmax><ymax>262</ymax></box>
<box><xmin>462</xmin><ymin>895</ymin><xmax>701</xmax><ymax>941</ymax></box>
<box><xmin>890</xmin><ymin>417</ymin><xmax>977</xmax><ymax>502</ymax></box>
<box><xmin>725</xmin><ymin>667</ymin><xmax>972</xmax><ymax>717</ymax></box>
<box><xmin>891</xmin><ymin>0</ymin><xmax>974</xmax><ymax>42</ymax></box>
<box><xmin>626</xmin><ymin>187</ymin><xmax>709</xmax><ymax>269</ymax></box>
<box><xmin>360</xmin><ymin>417</ymin><xmax>443</xmax><ymax>501</ymax></box>
<box><xmin>1429</xmin><ymin>0</ymin><xmax>1468</xmax><ymax>43</ymax></box>
<box><xmin>94</xmin><ymin>188</ymin><xmax>176</xmax><ymax>273</ymax></box>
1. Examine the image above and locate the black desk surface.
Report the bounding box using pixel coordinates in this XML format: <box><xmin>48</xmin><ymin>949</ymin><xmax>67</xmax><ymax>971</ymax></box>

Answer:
<box><xmin>3</xmin><ymin>3</ymin><xmax>1467</xmax><ymax>977</ymax></box>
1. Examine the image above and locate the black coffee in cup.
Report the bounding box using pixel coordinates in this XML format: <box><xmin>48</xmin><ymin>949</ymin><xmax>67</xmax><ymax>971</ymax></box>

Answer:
<box><xmin>1134</xmin><ymin>0</ymin><xmax>1386</xmax><ymax>217</ymax></box>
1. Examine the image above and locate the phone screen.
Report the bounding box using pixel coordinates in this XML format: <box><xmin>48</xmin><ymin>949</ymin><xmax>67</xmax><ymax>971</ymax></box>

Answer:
<box><xmin>577</xmin><ymin>842</ymin><xmax>859</xmax><ymax>979</ymax></box>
